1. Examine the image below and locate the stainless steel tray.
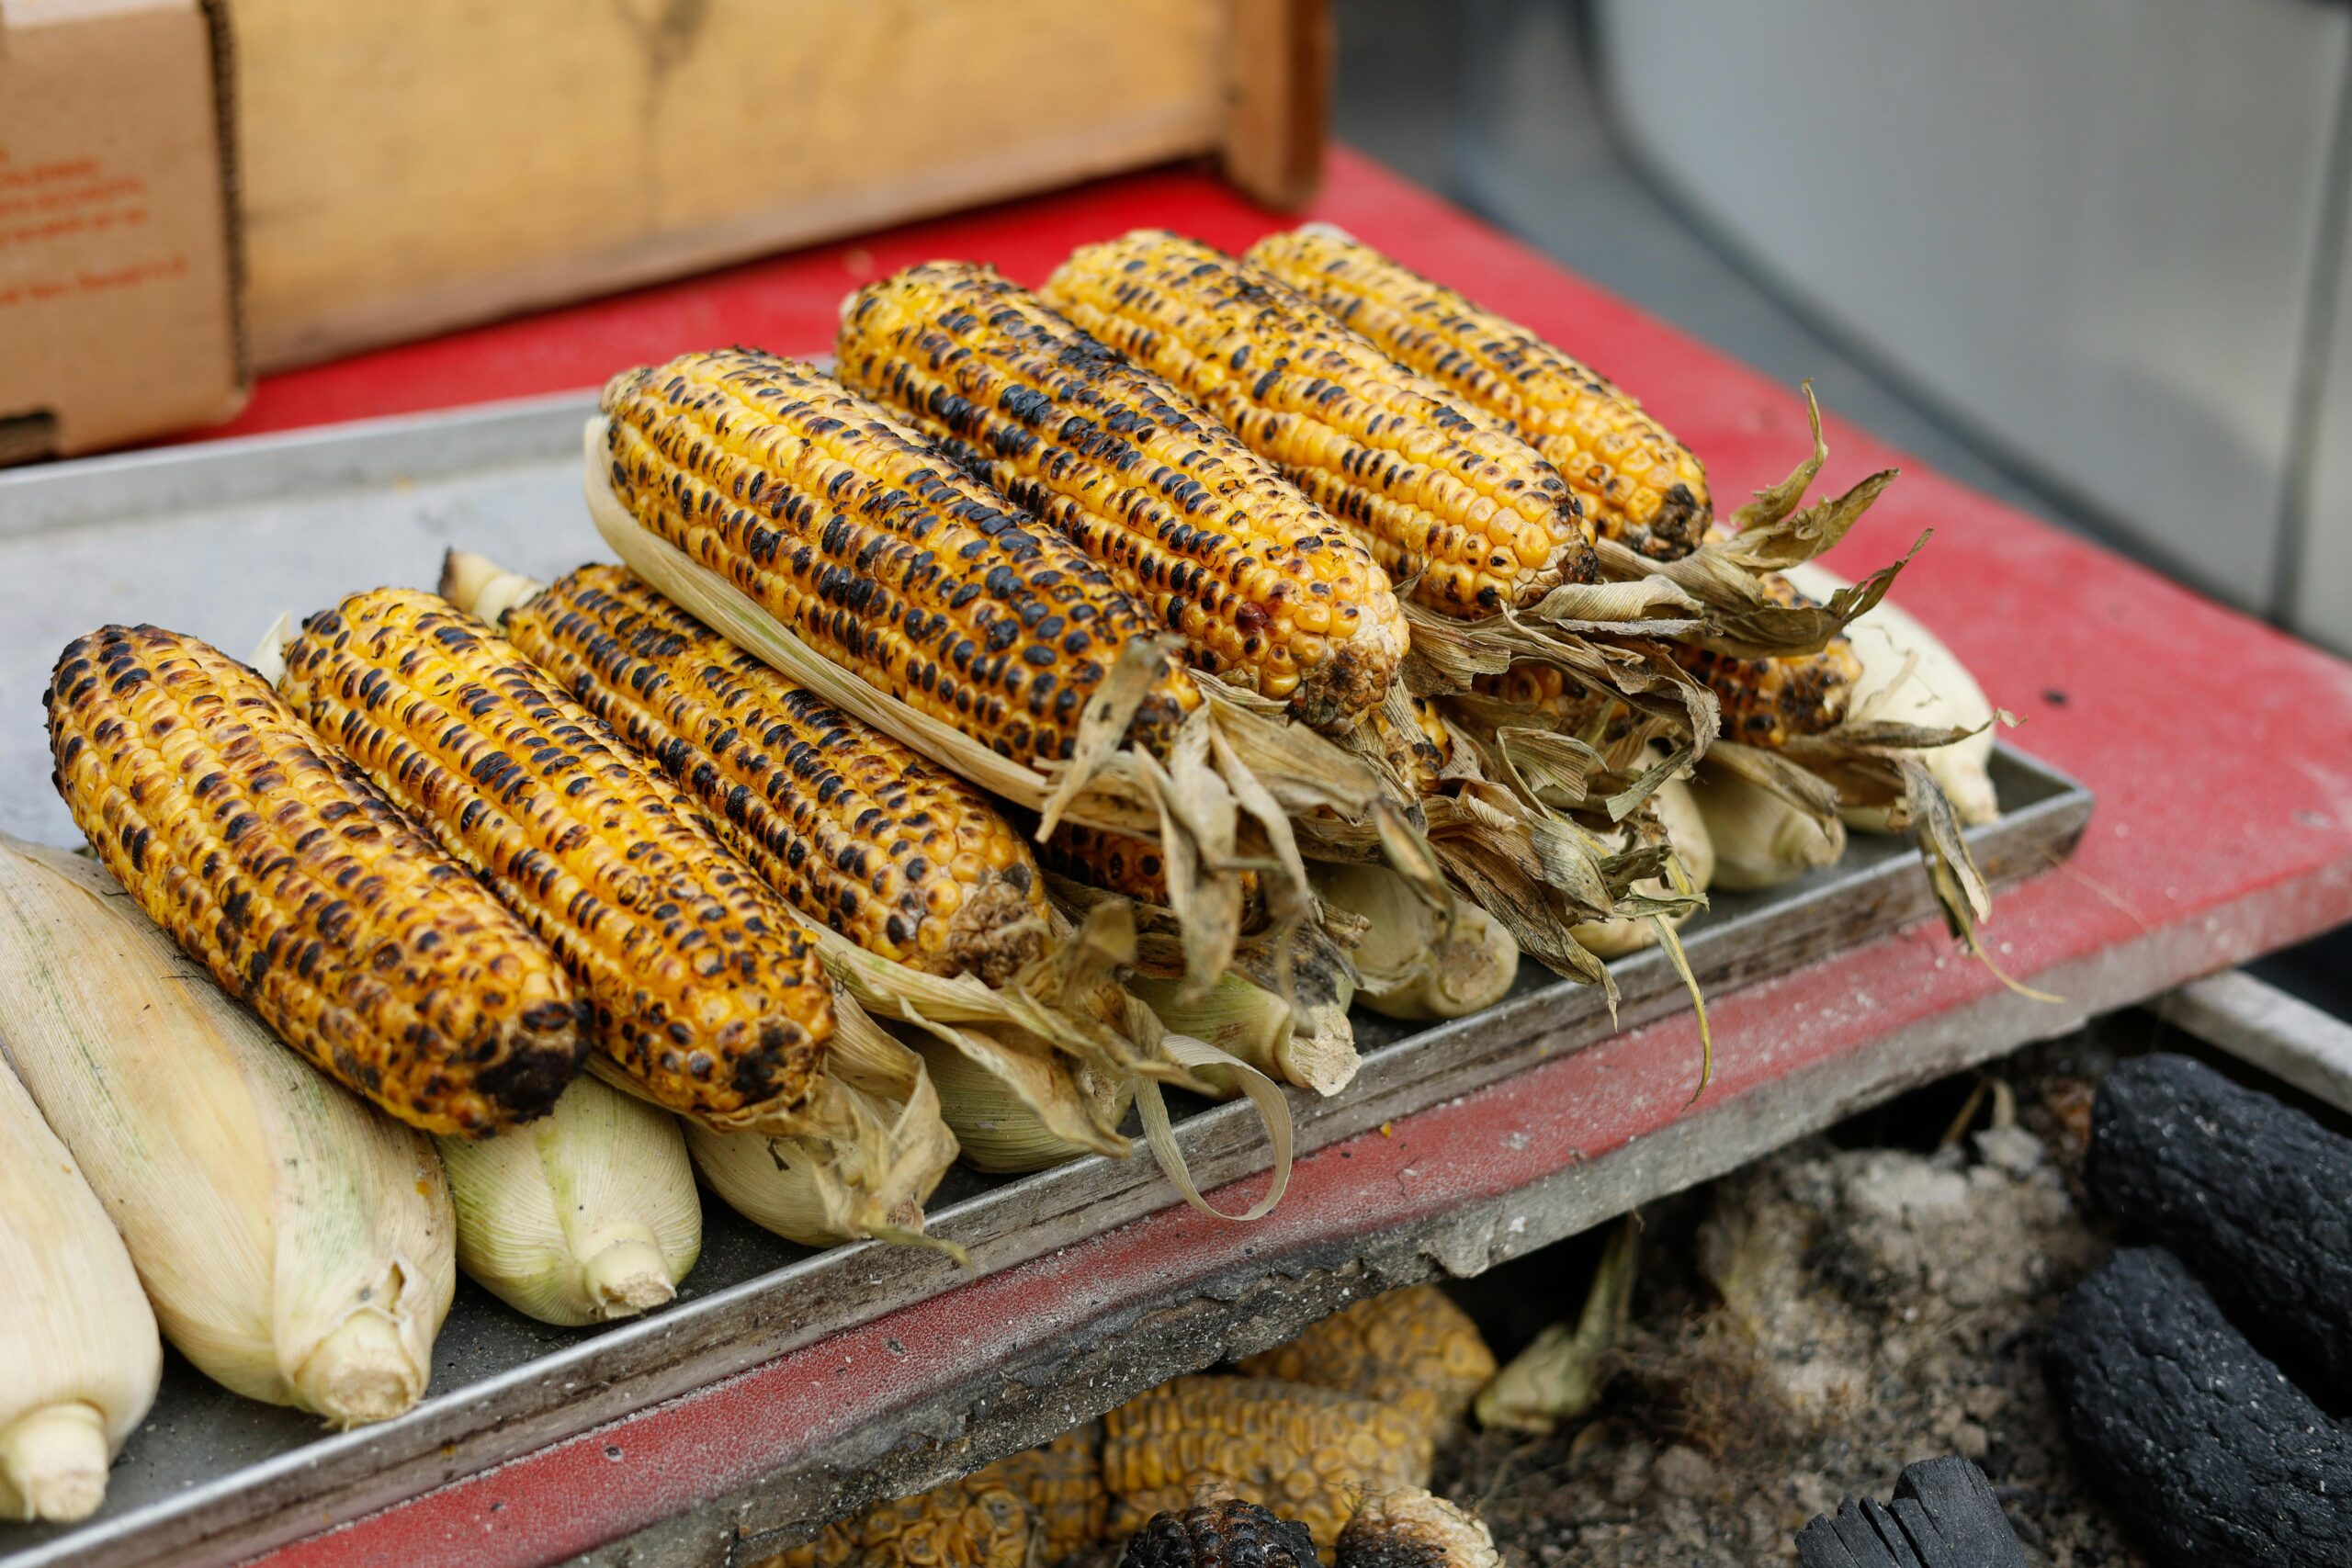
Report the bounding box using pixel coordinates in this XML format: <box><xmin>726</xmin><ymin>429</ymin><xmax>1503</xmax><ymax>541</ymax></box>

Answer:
<box><xmin>0</xmin><ymin>398</ymin><xmax>2092</xmax><ymax>1568</ymax></box>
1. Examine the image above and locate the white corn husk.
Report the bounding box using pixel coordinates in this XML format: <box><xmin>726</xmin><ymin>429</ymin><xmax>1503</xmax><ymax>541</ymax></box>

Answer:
<box><xmin>436</xmin><ymin>1077</ymin><xmax>700</xmax><ymax>1327</ymax></box>
<box><xmin>0</xmin><ymin>837</ymin><xmax>453</xmax><ymax>1427</ymax></box>
<box><xmin>1573</xmin><ymin>770</ymin><xmax>1713</xmax><ymax>960</ymax></box>
<box><xmin>1784</xmin><ymin>562</ymin><xmax>1999</xmax><ymax>830</ymax></box>
<box><xmin>1129</xmin><ymin>972</ymin><xmax>1359</xmax><ymax>1099</ymax></box>
<box><xmin>688</xmin><ymin>987</ymin><xmax>964</xmax><ymax>1258</ymax></box>
<box><xmin>913</xmin><ymin>1042</ymin><xmax>1135</xmax><ymax>1174</ymax></box>
<box><xmin>1313</xmin><ymin>862</ymin><xmax>1521</xmax><ymax>1021</ymax></box>
<box><xmin>1688</xmin><ymin>761</ymin><xmax>1847</xmax><ymax>890</ymax></box>
<box><xmin>0</xmin><ymin>1055</ymin><xmax>159</xmax><ymax>1524</ymax></box>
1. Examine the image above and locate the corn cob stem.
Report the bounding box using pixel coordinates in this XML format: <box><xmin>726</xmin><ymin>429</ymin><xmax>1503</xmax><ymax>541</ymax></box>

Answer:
<box><xmin>1128</xmin><ymin>972</ymin><xmax>1359</xmax><ymax>1099</ymax></box>
<box><xmin>0</xmin><ymin>1404</ymin><xmax>112</xmax><ymax>1526</ymax></box>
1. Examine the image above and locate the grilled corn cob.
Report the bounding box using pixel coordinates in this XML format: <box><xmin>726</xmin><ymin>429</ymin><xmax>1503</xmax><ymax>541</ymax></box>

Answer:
<box><xmin>1037</xmin><ymin>823</ymin><xmax>1263</xmax><ymax>927</ymax></box>
<box><xmin>1248</xmin><ymin>227</ymin><xmax>1709</xmax><ymax>561</ymax></box>
<box><xmin>1100</xmin><ymin>1375</ymin><xmax>1433</xmax><ymax>1555</ymax></box>
<box><xmin>1120</xmin><ymin>1496</ymin><xmax>1321</xmax><ymax>1568</ymax></box>
<box><xmin>276</xmin><ymin>589</ymin><xmax>835</xmax><ymax>1134</ymax></box>
<box><xmin>44</xmin><ymin>623</ymin><xmax>585</xmax><ymax>1135</ymax></box>
<box><xmin>437</xmin><ymin>1075</ymin><xmax>700</xmax><ymax>1326</ymax></box>
<box><xmin>449</xmin><ymin>556</ymin><xmax>1053</xmax><ymax>988</ymax></box>
<box><xmin>0</xmin><ymin>836</ymin><xmax>454</xmax><ymax>1425</ymax></box>
<box><xmin>1234</xmin><ymin>1287</ymin><xmax>1496</xmax><ymax>1441</ymax></box>
<box><xmin>838</xmin><ymin>262</ymin><xmax>1407</xmax><ymax>734</ymax></box>
<box><xmin>0</xmin><ymin>1053</ymin><xmax>159</xmax><ymax>1523</ymax></box>
<box><xmin>1043</xmin><ymin>231</ymin><xmax>1598</xmax><ymax>615</ymax></box>
<box><xmin>1681</xmin><ymin>581</ymin><xmax>1863</xmax><ymax>748</ymax></box>
<box><xmin>598</xmin><ymin>350</ymin><xmax>1198</xmax><ymax>769</ymax></box>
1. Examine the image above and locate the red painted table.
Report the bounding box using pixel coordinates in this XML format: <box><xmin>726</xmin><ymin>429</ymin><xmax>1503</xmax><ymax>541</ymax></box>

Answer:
<box><xmin>206</xmin><ymin>149</ymin><xmax>2352</xmax><ymax>1566</ymax></box>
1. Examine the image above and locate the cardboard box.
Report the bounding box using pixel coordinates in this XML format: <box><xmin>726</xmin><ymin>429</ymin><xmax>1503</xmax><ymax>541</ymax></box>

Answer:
<box><xmin>0</xmin><ymin>0</ymin><xmax>246</xmax><ymax>459</ymax></box>
<box><xmin>233</xmin><ymin>0</ymin><xmax>1329</xmax><ymax>369</ymax></box>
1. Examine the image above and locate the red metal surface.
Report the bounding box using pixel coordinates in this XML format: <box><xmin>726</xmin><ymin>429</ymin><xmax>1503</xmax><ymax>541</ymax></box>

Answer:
<box><xmin>224</xmin><ymin>149</ymin><xmax>2352</xmax><ymax>1567</ymax></box>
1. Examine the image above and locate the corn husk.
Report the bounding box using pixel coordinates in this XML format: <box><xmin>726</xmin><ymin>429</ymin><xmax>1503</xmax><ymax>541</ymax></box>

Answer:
<box><xmin>1688</xmin><ymin>755</ymin><xmax>1848</xmax><ymax>890</ymax></box>
<box><xmin>1783</xmin><ymin>562</ymin><xmax>1999</xmax><ymax>830</ymax></box>
<box><xmin>0</xmin><ymin>837</ymin><xmax>452</xmax><ymax>1427</ymax></box>
<box><xmin>1573</xmin><ymin>769</ymin><xmax>1713</xmax><ymax>960</ymax></box>
<box><xmin>0</xmin><ymin>1053</ymin><xmax>159</xmax><ymax>1523</ymax></box>
<box><xmin>1130</xmin><ymin>972</ymin><xmax>1359</xmax><ymax>1099</ymax></box>
<box><xmin>914</xmin><ymin>1042</ymin><xmax>1134</xmax><ymax>1173</ymax></box>
<box><xmin>585</xmin><ymin>416</ymin><xmax>1435</xmax><ymax>1000</ymax></box>
<box><xmin>1313</xmin><ymin>862</ymin><xmax>1521</xmax><ymax>1021</ymax></box>
<box><xmin>436</xmin><ymin>1077</ymin><xmax>699</xmax><ymax>1326</ymax></box>
<box><xmin>688</xmin><ymin>987</ymin><xmax>962</xmax><ymax>1258</ymax></box>
<box><xmin>1475</xmin><ymin>1215</ymin><xmax>1636</xmax><ymax>1435</ymax></box>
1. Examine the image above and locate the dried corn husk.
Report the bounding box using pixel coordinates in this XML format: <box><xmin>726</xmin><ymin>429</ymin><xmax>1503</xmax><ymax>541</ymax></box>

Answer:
<box><xmin>585</xmin><ymin>416</ymin><xmax>1434</xmax><ymax>1001</ymax></box>
<box><xmin>0</xmin><ymin>1053</ymin><xmax>159</xmax><ymax>1523</ymax></box>
<box><xmin>1130</xmin><ymin>972</ymin><xmax>1359</xmax><ymax>1099</ymax></box>
<box><xmin>689</xmin><ymin>987</ymin><xmax>962</xmax><ymax>1258</ymax></box>
<box><xmin>0</xmin><ymin>837</ymin><xmax>452</xmax><ymax>1427</ymax></box>
<box><xmin>436</xmin><ymin>1077</ymin><xmax>699</xmax><ymax>1326</ymax></box>
<box><xmin>1573</xmin><ymin>769</ymin><xmax>1713</xmax><ymax>960</ymax></box>
<box><xmin>1783</xmin><ymin>562</ymin><xmax>1999</xmax><ymax>829</ymax></box>
<box><xmin>914</xmin><ymin>1042</ymin><xmax>1134</xmax><ymax>1173</ymax></box>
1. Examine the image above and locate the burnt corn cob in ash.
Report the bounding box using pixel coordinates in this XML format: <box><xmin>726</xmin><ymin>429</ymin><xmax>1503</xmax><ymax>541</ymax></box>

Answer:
<box><xmin>1247</xmin><ymin>227</ymin><xmax>1709</xmax><ymax>562</ymax></box>
<box><xmin>44</xmin><ymin>624</ymin><xmax>585</xmax><ymax>1135</ymax></box>
<box><xmin>276</xmin><ymin>589</ymin><xmax>836</xmax><ymax>1134</ymax></box>
<box><xmin>1235</xmin><ymin>1286</ymin><xmax>1496</xmax><ymax>1441</ymax></box>
<box><xmin>1100</xmin><ymin>1375</ymin><xmax>1433</xmax><ymax>1554</ymax></box>
<box><xmin>837</xmin><ymin>262</ymin><xmax>1407</xmax><ymax>734</ymax></box>
<box><xmin>1120</xmin><ymin>1497</ymin><xmax>1320</xmax><ymax>1568</ymax></box>
<box><xmin>1336</xmin><ymin>1492</ymin><xmax>1502</xmax><ymax>1568</ymax></box>
<box><xmin>1042</xmin><ymin>231</ymin><xmax>1599</xmax><ymax>616</ymax></box>
<box><xmin>597</xmin><ymin>349</ymin><xmax>1198</xmax><ymax>770</ymax></box>
<box><xmin>449</xmin><ymin>557</ymin><xmax>1053</xmax><ymax>988</ymax></box>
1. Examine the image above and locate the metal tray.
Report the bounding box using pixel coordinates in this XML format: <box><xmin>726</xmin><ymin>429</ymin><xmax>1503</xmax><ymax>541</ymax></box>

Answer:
<box><xmin>0</xmin><ymin>397</ymin><xmax>2093</xmax><ymax>1568</ymax></box>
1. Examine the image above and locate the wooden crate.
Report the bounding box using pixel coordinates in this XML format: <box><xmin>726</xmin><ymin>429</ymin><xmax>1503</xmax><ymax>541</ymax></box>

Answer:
<box><xmin>228</xmin><ymin>0</ymin><xmax>1329</xmax><ymax>369</ymax></box>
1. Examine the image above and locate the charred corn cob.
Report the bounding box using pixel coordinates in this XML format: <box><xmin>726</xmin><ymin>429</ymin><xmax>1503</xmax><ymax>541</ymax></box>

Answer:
<box><xmin>1365</xmin><ymin>694</ymin><xmax>1451</xmax><ymax>798</ymax></box>
<box><xmin>1248</xmin><ymin>228</ymin><xmax>1709</xmax><ymax>561</ymax></box>
<box><xmin>44</xmin><ymin>624</ymin><xmax>585</xmax><ymax>1135</ymax></box>
<box><xmin>1037</xmin><ymin>822</ymin><xmax>1266</xmax><ymax>919</ymax></box>
<box><xmin>0</xmin><ymin>1053</ymin><xmax>160</xmax><ymax>1523</ymax></box>
<box><xmin>1679</xmin><ymin>575</ymin><xmax>1862</xmax><ymax>748</ymax></box>
<box><xmin>0</xmin><ymin>836</ymin><xmax>454</xmax><ymax>1426</ymax></box>
<box><xmin>838</xmin><ymin>262</ymin><xmax>1407</xmax><ymax>734</ymax></box>
<box><xmin>1043</xmin><ymin>231</ymin><xmax>1598</xmax><ymax>616</ymax></box>
<box><xmin>763</xmin><ymin>1473</ymin><xmax>1038</xmax><ymax>1568</ymax></box>
<box><xmin>1120</xmin><ymin>1496</ymin><xmax>1320</xmax><ymax>1568</ymax></box>
<box><xmin>1234</xmin><ymin>1286</ymin><xmax>1497</xmax><ymax>1441</ymax></box>
<box><xmin>1100</xmin><ymin>1375</ymin><xmax>1433</xmax><ymax>1555</ymax></box>
<box><xmin>599</xmin><ymin>350</ymin><xmax>1198</xmax><ymax>769</ymax></box>
<box><xmin>277</xmin><ymin>590</ymin><xmax>835</xmax><ymax>1134</ymax></box>
<box><xmin>1336</xmin><ymin>1492</ymin><xmax>1502</xmax><ymax>1568</ymax></box>
<box><xmin>463</xmin><ymin>558</ymin><xmax>1054</xmax><ymax>987</ymax></box>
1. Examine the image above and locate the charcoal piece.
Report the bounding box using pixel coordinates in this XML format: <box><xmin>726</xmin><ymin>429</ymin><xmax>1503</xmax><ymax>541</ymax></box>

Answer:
<box><xmin>2044</xmin><ymin>1246</ymin><xmax>2352</xmax><ymax>1568</ymax></box>
<box><xmin>2087</xmin><ymin>1053</ymin><xmax>2352</xmax><ymax>1406</ymax></box>
<box><xmin>1794</xmin><ymin>1455</ymin><xmax>2025</xmax><ymax>1567</ymax></box>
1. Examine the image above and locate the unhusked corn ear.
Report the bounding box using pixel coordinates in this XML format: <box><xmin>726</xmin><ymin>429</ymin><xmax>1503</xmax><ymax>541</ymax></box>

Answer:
<box><xmin>838</xmin><ymin>263</ymin><xmax>1407</xmax><ymax>734</ymax></box>
<box><xmin>0</xmin><ymin>836</ymin><xmax>455</xmax><ymax>1426</ymax></box>
<box><xmin>44</xmin><ymin>624</ymin><xmax>585</xmax><ymax>1135</ymax></box>
<box><xmin>759</xmin><ymin>1473</ymin><xmax>1038</xmax><ymax>1568</ymax></box>
<box><xmin>1043</xmin><ymin>231</ymin><xmax>1598</xmax><ymax>616</ymax></box>
<box><xmin>490</xmin><ymin>562</ymin><xmax>1052</xmax><ymax>987</ymax></box>
<box><xmin>1249</xmin><ymin>228</ymin><xmax>1709</xmax><ymax>562</ymax></box>
<box><xmin>1679</xmin><ymin>573</ymin><xmax>1861</xmax><ymax>748</ymax></box>
<box><xmin>599</xmin><ymin>350</ymin><xmax>1198</xmax><ymax>770</ymax></box>
<box><xmin>277</xmin><ymin>590</ymin><xmax>834</xmax><ymax>1134</ymax></box>
<box><xmin>1235</xmin><ymin>1286</ymin><xmax>1497</xmax><ymax>1441</ymax></box>
<box><xmin>1100</xmin><ymin>1375</ymin><xmax>1433</xmax><ymax>1556</ymax></box>
<box><xmin>1040</xmin><ymin>823</ymin><xmax>1265</xmax><ymax>928</ymax></box>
